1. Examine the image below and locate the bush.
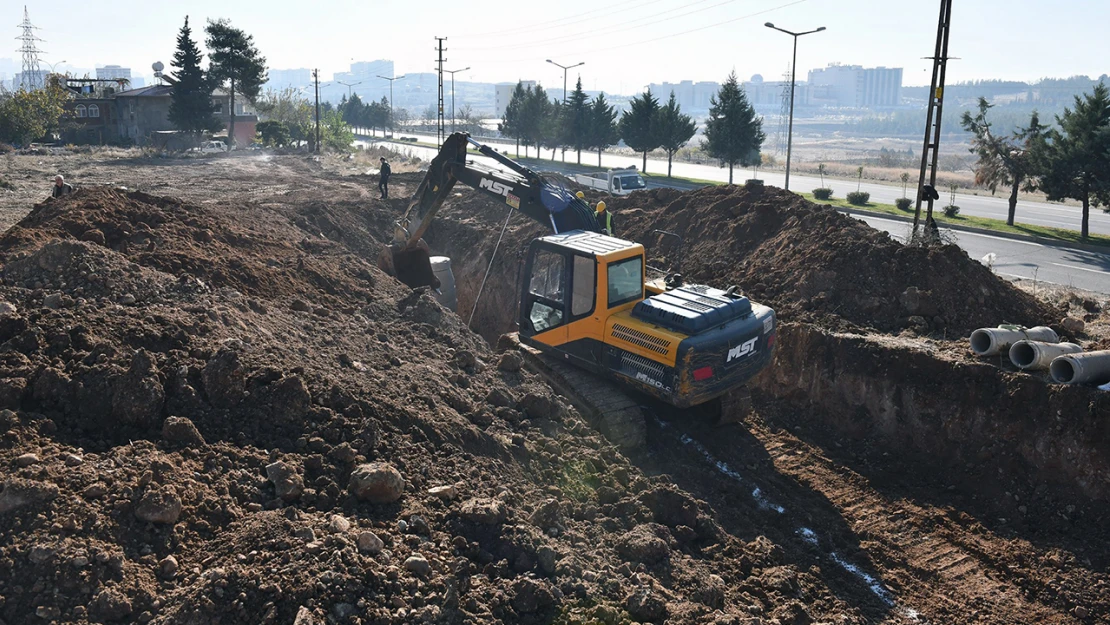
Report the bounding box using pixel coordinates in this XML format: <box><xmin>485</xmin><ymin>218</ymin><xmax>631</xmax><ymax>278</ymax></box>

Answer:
<box><xmin>812</xmin><ymin>188</ymin><xmax>833</xmax><ymax>200</ymax></box>
<box><xmin>943</xmin><ymin>204</ymin><xmax>960</xmax><ymax>217</ymax></box>
<box><xmin>846</xmin><ymin>191</ymin><xmax>870</xmax><ymax>206</ymax></box>
<box><xmin>745</xmin><ymin>179</ymin><xmax>764</xmax><ymax>188</ymax></box>
<box><xmin>895</xmin><ymin>197</ymin><xmax>913</xmax><ymax>211</ymax></box>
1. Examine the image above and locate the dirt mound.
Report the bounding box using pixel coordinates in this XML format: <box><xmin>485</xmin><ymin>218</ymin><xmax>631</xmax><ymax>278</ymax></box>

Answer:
<box><xmin>0</xmin><ymin>184</ymin><xmax>875</xmax><ymax>624</ymax></box>
<box><xmin>605</xmin><ymin>184</ymin><xmax>1057</xmax><ymax>335</ymax></box>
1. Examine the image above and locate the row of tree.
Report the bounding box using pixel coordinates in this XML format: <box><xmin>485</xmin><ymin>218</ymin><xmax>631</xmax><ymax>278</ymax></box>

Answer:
<box><xmin>499</xmin><ymin>72</ymin><xmax>764</xmax><ymax>182</ymax></box>
<box><xmin>962</xmin><ymin>83</ymin><xmax>1110</xmax><ymax>239</ymax></box>
<box><xmin>168</xmin><ymin>15</ymin><xmax>267</xmax><ymax>145</ymax></box>
<box><xmin>338</xmin><ymin>94</ymin><xmax>393</xmax><ymax>136</ymax></box>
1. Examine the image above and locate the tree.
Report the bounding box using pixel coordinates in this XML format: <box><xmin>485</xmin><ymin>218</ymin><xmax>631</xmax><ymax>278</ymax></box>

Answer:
<box><xmin>960</xmin><ymin>97</ymin><xmax>1045</xmax><ymax>226</ymax></box>
<box><xmin>541</xmin><ymin>99</ymin><xmax>563</xmax><ymax>162</ymax></box>
<box><xmin>619</xmin><ymin>90</ymin><xmax>661</xmax><ymax>173</ymax></box>
<box><xmin>1033</xmin><ymin>83</ymin><xmax>1110</xmax><ymax>239</ymax></box>
<box><xmin>205</xmin><ymin>18</ymin><xmax>268</xmax><ymax>148</ymax></box>
<box><xmin>341</xmin><ymin>93</ymin><xmax>364</xmax><ymax>133</ymax></box>
<box><xmin>561</xmin><ymin>78</ymin><xmax>592</xmax><ymax>164</ymax></box>
<box><xmin>499</xmin><ymin>81</ymin><xmax>529</xmax><ymax>157</ymax></box>
<box><xmin>255</xmin><ymin>87</ymin><xmax>313</xmax><ymax>148</ymax></box>
<box><xmin>168</xmin><ymin>16</ymin><xmax>220</xmax><ymax>136</ymax></box>
<box><xmin>521</xmin><ymin>85</ymin><xmax>553</xmax><ymax>159</ymax></box>
<box><xmin>0</xmin><ymin>79</ymin><xmax>69</xmax><ymax>145</ymax></box>
<box><xmin>588</xmin><ymin>93</ymin><xmax>620</xmax><ymax>168</ymax></box>
<box><xmin>320</xmin><ymin>110</ymin><xmax>354</xmax><ymax>152</ymax></box>
<box><xmin>703</xmin><ymin>72</ymin><xmax>764</xmax><ymax>184</ymax></box>
<box><xmin>655</xmin><ymin>92</ymin><xmax>697</xmax><ymax>177</ymax></box>
<box><xmin>256</xmin><ymin>120</ymin><xmax>290</xmax><ymax>147</ymax></box>
<box><xmin>900</xmin><ymin>172</ymin><xmax>910</xmax><ymax>198</ymax></box>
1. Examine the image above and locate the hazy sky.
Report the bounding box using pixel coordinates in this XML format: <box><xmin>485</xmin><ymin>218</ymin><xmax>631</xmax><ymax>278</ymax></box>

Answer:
<box><xmin>10</xmin><ymin>0</ymin><xmax>1110</xmax><ymax>93</ymax></box>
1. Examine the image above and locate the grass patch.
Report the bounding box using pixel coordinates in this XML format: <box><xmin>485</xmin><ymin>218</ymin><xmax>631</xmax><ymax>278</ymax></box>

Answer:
<box><xmin>802</xmin><ymin>192</ymin><xmax>1110</xmax><ymax>249</ymax></box>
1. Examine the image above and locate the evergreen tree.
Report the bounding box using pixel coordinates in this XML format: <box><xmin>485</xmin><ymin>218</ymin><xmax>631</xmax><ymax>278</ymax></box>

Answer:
<box><xmin>960</xmin><ymin>97</ymin><xmax>1045</xmax><ymax>226</ymax></box>
<box><xmin>562</xmin><ymin>78</ymin><xmax>592</xmax><ymax>164</ymax></box>
<box><xmin>168</xmin><ymin>16</ymin><xmax>220</xmax><ymax>136</ymax></box>
<box><xmin>499</xmin><ymin>81</ymin><xmax>528</xmax><ymax>157</ymax></box>
<box><xmin>1033</xmin><ymin>83</ymin><xmax>1110</xmax><ymax>239</ymax></box>
<box><xmin>205</xmin><ymin>18</ymin><xmax>268</xmax><ymax>149</ymax></box>
<box><xmin>619</xmin><ymin>90</ymin><xmax>661</xmax><ymax>173</ymax></box>
<box><xmin>588</xmin><ymin>93</ymin><xmax>620</xmax><ymax>168</ymax></box>
<box><xmin>542</xmin><ymin>99</ymin><xmax>564</xmax><ymax>162</ymax></box>
<box><xmin>655</xmin><ymin>91</ymin><xmax>697</xmax><ymax>178</ymax></box>
<box><xmin>521</xmin><ymin>85</ymin><xmax>553</xmax><ymax>159</ymax></box>
<box><xmin>703</xmin><ymin>72</ymin><xmax>765</xmax><ymax>184</ymax></box>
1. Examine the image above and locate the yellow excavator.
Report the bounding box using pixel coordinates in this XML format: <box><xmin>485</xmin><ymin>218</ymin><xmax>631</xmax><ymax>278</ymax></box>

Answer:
<box><xmin>380</xmin><ymin>133</ymin><xmax>775</xmax><ymax>434</ymax></box>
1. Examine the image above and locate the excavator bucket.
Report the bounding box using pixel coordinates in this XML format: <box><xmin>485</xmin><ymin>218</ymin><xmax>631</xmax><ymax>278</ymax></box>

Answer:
<box><xmin>391</xmin><ymin>246</ymin><xmax>439</xmax><ymax>290</ymax></box>
<box><xmin>377</xmin><ymin>240</ymin><xmax>440</xmax><ymax>290</ymax></box>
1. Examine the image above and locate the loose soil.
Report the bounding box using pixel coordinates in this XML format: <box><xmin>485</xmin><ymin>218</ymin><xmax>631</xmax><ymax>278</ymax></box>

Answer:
<box><xmin>0</xmin><ymin>150</ymin><xmax>1106</xmax><ymax>625</ymax></box>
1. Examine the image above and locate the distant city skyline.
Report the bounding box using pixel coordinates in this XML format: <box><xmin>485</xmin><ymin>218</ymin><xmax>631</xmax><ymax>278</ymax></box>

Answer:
<box><xmin>7</xmin><ymin>1</ymin><xmax>1110</xmax><ymax>98</ymax></box>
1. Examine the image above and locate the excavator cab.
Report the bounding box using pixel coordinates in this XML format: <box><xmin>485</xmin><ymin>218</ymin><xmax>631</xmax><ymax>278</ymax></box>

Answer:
<box><xmin>518</xmin><ymin>231</ymin><xmax>775</xmax><ymax>413</ymax></box>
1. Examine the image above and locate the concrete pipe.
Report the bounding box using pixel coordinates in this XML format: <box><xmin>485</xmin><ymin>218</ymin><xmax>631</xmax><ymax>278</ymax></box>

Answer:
<box><xmin>1049</xmin><ymin>350</ymin><xmax>1110</xmax><ymax>385</ymax></box>
<box><xmin>969</xmin><ymin>326</ymin><xmax>1058</xmax><ymax>357</ymax></box>
<box><xmin>1008</xmin><ymin>340</ymin><xmax>1082</xmax><ymax>371</ymax></box>
<box><xmin>429</xmin><ymin>256</ymin><xmax>458</xmax><ymax>312</ymax></box>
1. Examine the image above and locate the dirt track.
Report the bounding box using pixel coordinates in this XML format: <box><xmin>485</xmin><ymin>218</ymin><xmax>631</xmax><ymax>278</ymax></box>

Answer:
<box><xmin>0</xmin><ymin>150</ymin><xmax>1108</xmax><ymax>625</ymax></box>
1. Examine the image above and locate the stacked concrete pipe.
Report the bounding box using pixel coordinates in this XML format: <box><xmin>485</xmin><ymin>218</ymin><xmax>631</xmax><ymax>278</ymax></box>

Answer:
<box><xmin>969</xmin><ymin>325</ymin><xmax>1058</xmax><ymax>357</ymax></box>
<box><xmin>1008</xmin><ymin>340</ymin><xmax>1082</xmax><ymax>371</ymax></box>
<box><xmin>1049</xmin><ymin>351</ymin><xmax>1110</xmax><ymax>385</ymax></box>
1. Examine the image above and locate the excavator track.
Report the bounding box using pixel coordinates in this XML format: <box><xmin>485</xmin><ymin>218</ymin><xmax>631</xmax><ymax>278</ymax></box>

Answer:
<box><xmin>503</xmin><ymin>334</ymin><xmax>647</xmax><ymax>450</ymax></box>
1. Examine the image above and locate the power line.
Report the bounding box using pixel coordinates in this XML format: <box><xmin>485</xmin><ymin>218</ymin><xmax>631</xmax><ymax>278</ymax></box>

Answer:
<box><xmin>455</xmin><ymin>0</ymin><xmax>657</xmax><ymax>39</ymax></box>
<box><xmin>454</xmin><ymin>0</ymin><xmax>730</xmax><ymax>53</ymax></box>
<box><xmin>465</xmin><ymin>0</ymin><xmax>808</xmax><ymax>64</ymax></box>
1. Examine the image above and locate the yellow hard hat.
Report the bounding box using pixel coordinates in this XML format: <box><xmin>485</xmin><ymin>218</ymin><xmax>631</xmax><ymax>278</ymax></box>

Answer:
<box><xmin>575</xmin><ymin>191</ymin><xmax>585</xmax><ymax>199</ymax></box>
<box><xmin>596</xmin><ymin>200</ymin><xmax>606</xmax><ymax>213</ymax></box>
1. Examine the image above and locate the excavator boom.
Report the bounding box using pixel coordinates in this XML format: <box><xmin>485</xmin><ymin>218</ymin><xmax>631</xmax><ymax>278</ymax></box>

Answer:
<box><xmin>381</xmin><ymin>132</ymin><xmax>600</xmax><ymax>289</ymax></box>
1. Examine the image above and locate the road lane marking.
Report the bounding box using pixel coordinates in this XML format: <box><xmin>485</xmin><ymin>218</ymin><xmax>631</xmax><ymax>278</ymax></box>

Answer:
<box><xmin>1050</xmin><ymin>262</ymin><xmax>1109</xmax><ymax>275</ymax></box>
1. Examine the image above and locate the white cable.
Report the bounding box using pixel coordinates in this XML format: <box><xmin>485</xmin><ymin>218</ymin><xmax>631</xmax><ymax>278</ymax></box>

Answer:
<box><xmin>468</xmin><ymin>205</ymin><xmax>515</xmax><ymax>329</ymax></box>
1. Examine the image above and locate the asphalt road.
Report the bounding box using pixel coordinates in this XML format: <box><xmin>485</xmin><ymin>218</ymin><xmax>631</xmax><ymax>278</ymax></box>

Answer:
<box><xmin>375</xmin><ymin>131</ymin><xmax>1110</xmax><ymax>236</ymax></box>
<box><xmin>364</xmin><ymin>138</ymin><xmax>1110</xmax><ymax>294</ymax></box>
<box><xmin>847</xmin><ymin>214</ymin><xmax>1110</xmax><ymax>295</ymax></box>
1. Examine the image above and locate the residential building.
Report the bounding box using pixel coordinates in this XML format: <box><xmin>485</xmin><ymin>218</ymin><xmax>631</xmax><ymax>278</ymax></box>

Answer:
<box><xmin>96</xmin><ymin>65</ymin><xmax>131</xmax><ymax>81</ymax></box>
<box><xmin>807</xmin><ymin>63</ymin><xmax>902</xmax><ymax>108</ymax></box>
<box><xmin>495</xmin><ymin>80</ymin><xmax>536</xmax><ymax>117</ymax></box>
<box><xmin>647</xmin><ymin>81</ymin><xmax>719</xmax><ymax>112</ymax></box>
<box><xmin>266</xmin><ymin>68</ymin><xmax>312</xmax><ymax>89</ymax></box>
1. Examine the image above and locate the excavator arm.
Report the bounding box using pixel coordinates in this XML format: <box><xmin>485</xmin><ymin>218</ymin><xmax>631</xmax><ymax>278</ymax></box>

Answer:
<box><xmin>382</xmin><ymin>131</ymin><xmax>600</xmax><ymax>288</ymax></box>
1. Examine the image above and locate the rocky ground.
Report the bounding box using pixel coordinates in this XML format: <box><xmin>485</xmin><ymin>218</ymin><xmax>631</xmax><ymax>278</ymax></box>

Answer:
<box><xmin>0</xmin><ymin>150</ymin><xmax>1107</xmax><ymax>625</ymax></box>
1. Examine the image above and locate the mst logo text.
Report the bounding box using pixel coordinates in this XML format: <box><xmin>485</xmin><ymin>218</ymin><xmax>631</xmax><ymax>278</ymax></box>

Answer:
<box><xmin>479</xmin><ymin>178</ymin><xmax>512</xmax><ymax>197</ymax></box>
<box><xmin>726</xmin><ymin>337</ymin><xmax>758</xmax><ymax>363</ymax></box>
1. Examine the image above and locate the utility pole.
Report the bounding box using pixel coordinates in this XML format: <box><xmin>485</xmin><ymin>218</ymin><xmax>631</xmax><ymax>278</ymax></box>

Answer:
<box><xmin>444</xmin><ymin>67</ymin><xmax>470</xmax><ymax>133</ymax></box>
<box><xmin>435</xmin><ymin>37</ymin><xmax>447</xmax><ymax>148</ymax></box>
<box><xmin>378</xmin><ymin>74</ymin><xmax>406</xmax><ymax>138</ymax></box>
<box><xmin>912</xmin><ymin>0</ymin><xmax>954</xmax><ymax>241</ymax></box>
<box><xmin>765</xmin><ymin>22</ymin><xmax>826</xmax><ymax>191</ymax></box>
<box><xmin>313</xmin><ymin>69</ymin><xmax>321</xmax><ymax>153</ymax></box>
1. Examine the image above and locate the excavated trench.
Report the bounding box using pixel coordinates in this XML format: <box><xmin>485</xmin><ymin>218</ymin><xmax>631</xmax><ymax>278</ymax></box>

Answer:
<box><xmin>423</xmin><ymin>192</ymin><xmax>1110</xmax><ymax>505</ymax></box>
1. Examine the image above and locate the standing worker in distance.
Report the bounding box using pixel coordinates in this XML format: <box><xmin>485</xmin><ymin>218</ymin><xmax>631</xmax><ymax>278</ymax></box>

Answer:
<box><xmin>51</xmin><ymin>175</ymin><xmax>73</xmax><ymax>199</ymax></box>
<box><xmin>595</xmin><ymin>200</ymin><xmax>614</xmax><ymax>236</ymax></box>
<box><xmin>378</xmin><ymin>157</ymin><xmax>392</xmax><ymax>199</ymax></box>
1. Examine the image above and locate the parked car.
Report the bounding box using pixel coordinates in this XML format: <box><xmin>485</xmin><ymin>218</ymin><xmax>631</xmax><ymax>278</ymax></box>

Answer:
<box><xmin>192</xmin><ymin>141</ymin><xmax>228</xmax><ymax>154</ymax></box>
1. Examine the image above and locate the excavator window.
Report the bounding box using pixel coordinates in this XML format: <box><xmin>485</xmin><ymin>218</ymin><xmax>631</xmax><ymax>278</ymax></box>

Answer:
<box><xmin>607</xmin><ymin>256</ymin><xmax>643</xmax><ymax>308</ymax></box>
<box><xmin>571</xmin><ymin>255</ymin><xmax>596</xmax><ymax>317</ymax></box>
<box><xmin>527</xmin><ymin>250</ymin><xmax>566</xmax><ymax>334</ymax></box>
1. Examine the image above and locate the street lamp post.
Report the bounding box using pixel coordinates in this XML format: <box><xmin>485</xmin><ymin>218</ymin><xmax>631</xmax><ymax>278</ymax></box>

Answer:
<box><xmin>443</xmin><ymin>67</ymin><xmax>470</xmax><ymax>133</ymax></box>
<box><xmin>336</xmin><ymin>80</ymin><xmax>362</xmax><ymax>98</ymax></box>
<box><xmin>765</xmin><ymin>23</ymin><xmax>825</xmax><ymax>192</ymax></box>
<box><xmin>377</xmin><ymin>74</ymin><xmax>406</xmax><ymax>137</ymax></box>
<box><xmin>546</xmin><ymin>59</ymin><xmax>584</xmax><ymax>104</ymax></box>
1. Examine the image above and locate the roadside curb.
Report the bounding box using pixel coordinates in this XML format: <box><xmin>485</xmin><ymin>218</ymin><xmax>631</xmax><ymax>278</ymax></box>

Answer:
<box><xmin>836</xmin><ymin>206</ymin><xmax>1110</xmax><ymax>256</ymax></box>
